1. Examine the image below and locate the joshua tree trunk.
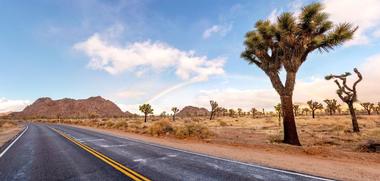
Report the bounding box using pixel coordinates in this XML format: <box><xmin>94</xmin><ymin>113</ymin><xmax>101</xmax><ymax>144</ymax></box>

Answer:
<box><xmin>209</xmin><ymin>112</ymin><xmax>213</xmax><ymax>120</ymax></box>
<box><xmin>144</xmin><ymin>114</ymin><xmax>147</xmax><ymax>123</ymax></box>
<box><xmin>312</xmin><ymin>110</ymin><xmax>315</xmax><ymax>119</ymax></box>
<box><xmin>172</xmin><ymin>115</ymin><xmax>176</xmax><ymax>122</ymax></box>
<box><xmin>329</xmin><ymin>109</ymin><xmax>333</xmax><ymax>116</ymax></box>
<box><xmin>348</xmin><ymin>102</ymin><xmax>360</xmax><ymax>132</ymax></box>
<box><xmin>280</xmin><ymin>95</ymin><xmax>301</xmax><ymax>146</ymax></box>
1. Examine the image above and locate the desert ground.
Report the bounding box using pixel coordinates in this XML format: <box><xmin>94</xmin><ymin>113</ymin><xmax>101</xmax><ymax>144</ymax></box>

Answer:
<box><xmin>0</xmin><ymin>120</ymin><xmax>22</xmax><ymax>147</ymax></box>
<box><xmin>12</xmin><ymin>114</ymin><xmax>379</xmax><ymax>181</ymax></box>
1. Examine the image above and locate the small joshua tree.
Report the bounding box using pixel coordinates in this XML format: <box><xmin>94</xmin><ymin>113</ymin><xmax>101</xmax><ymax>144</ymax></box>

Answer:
<box><xmin>139</xmin><ymin>104</ymin><xmax>154</xmax><ymax>123</ymax></box>
<box><xmin>293</xmin><ymin>105</ymin><xmax>300</xmax><ymax>117</ymax></box>
<box><xmin>160</xmin><ymin>111</ymin><xmax>167</xmax><ymax>118</ymax></box>
<box><xmin>251</xmin><ymin>108</ymin><xmax>258</xmax><ymax>118</ymax></box>
<box><xmin>360</xmin><ymin>102</ymin><xmax>374</xmax><ymax>115</ymax></box>
<box><xmin>209</xmin><ymin>100</ymin><xmax>218</xmax><ymax>120</ymax></box>
<box><xmin>325</xmin><ymin>68</ymin><xmax>362</xmax><ymax>132</ymax></box>
<box><xmin>274</xmin><ymin>103</ymin><xmax>282</xmax><ymax>125</ymax></box>
<box><xmin>324</xmin><ymin>99</ymin><xmax>339</xmax><ymax>116</ymax></box>
<box><xmin>241</xmin><ymin>2</ymin><xmax>357</xmax><ymax>145</ymax></box>
<box><xmin>171</xmin><ymin>107</ymin><xmax>179</xmax><ymax>121</ymax></box>
<box><xmin>221</xmin><ymin>108</ymin><xmax>228</xmax><ymax>116</ymax></box>
<box><xmin>237</xmin><ymin>108</ymin><xmax>243</xmax><ymax>117</ymax></box>
<box><xmin>307</xmin><ymin>100</ymin><xmax>323</xmax><ymax>119</ymax></box>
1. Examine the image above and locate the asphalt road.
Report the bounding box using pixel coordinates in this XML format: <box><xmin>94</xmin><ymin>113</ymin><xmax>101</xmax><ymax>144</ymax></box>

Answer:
<box><xmin>0</xmin><ymin>123</ymin><xmax>333</xmax><ymax>181</ymax></box>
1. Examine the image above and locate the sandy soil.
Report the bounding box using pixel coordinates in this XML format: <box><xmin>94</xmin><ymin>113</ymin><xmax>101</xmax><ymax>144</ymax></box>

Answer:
<box><xmin>71</xmin><ymin>124</ymin><xmax>380</xmax><ymax>181</ymax></box>
<box><xmin>0</xmin><ymin>122</ymin><xmax>22</xmax><ymax>147</ymax></box>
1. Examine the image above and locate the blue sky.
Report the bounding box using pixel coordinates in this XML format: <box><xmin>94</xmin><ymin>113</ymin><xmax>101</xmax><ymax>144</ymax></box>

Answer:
<box><xmin>1</xmin><ymin>0</ymin><xmax>380</xmax><ymax>114</ymax></box>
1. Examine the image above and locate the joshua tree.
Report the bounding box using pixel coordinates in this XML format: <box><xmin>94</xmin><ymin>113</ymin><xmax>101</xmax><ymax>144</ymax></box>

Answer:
<box><xmin>221</xmin><ymin>108</ymin><xmax>228</xmax><ymax>116</ymax></box>
<box><xmin>139</xmin><ymin>104</ymin><xmax>154</xmax><ymax>123</ymax></box>
<box><xmin>209</xmin><ymin>100</ymin><xmax>219</xmax><ymax>120</ymax></box>
<box><xmin>274</xmin><ymin>104</ymin><xmax>282</xmax><ymax>125</ymax></box>
<box><xmin>251</xmin><ymin>108</ymin><xmax>258</xmax><ymax>118</ymax></box>
<box><xmin>241</xmin><ymin>3</ymin><xmax>356</xmax><ymax>145</ymax></box>
<box><xmin>307</xmin><ymin>100</ymin><xmax>323</xmax><ymax>119</ymax></box>
<box><xmin>302</xmin><ymin>108</ymin><xmax>310</xmax><ymax>116</ymax></box>
<box><xmin>171</xmin><ymin>107</ymin><xmax>179</xmax><ymax>121</ymax></box>
<box><xmin>293</xmin><ymin>105</ymin><xmax>300</xmax><ymax>117</ymax></box>
<box><xmin>325</xmin><ymin>68</ymin><xmax>362</xmax><ymax>132</ymax></box>
<box><xmin>160</xmin><ymin>111</ymin><xmax>167</xmax><ymax>118</ymax></box>
<box><xmin>228</xmin><ymin>109</ymin><xmax>236</xmax><ymax>117</ymax></box>
<box><xmin>237</xmin><ymin>108</ymin><xmax>243</xmax><ymax>117</ymax></box>
<box><xmin>324</xmin><ymin>99</ymin><xmax>339</xmax><ymax>116</ymax></box>
<box><xmin>375</xmin><ymin>102</ymin><xmax>380</xmax><ymax>115</ymax></box>
<box><xmin>360</xmin><ymin>102</ymin><xmax>374</xmax><ymax>115</ymax></box>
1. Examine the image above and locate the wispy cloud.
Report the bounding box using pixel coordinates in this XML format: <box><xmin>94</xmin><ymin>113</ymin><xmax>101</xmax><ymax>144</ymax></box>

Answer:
<box><xmin>202</xmin><ymin>24</ymin><xmax>232</xmax><ymax>39</ymax></box>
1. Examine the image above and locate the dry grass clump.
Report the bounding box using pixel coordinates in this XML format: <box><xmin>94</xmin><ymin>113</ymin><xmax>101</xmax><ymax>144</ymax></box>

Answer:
<box><xmin>148</xmin><ymin>119</ymin><xmax>174</xmax><ymax>136</ymax></box>
<box><xmin>174</xmin><ymin>122</ymin><xmax>212</xmax><ymax>139</ymax></box>
<box><xmin>0</xmin><ymin>120</ymin><xmax>17</xmax><ymax>128</ymax></box>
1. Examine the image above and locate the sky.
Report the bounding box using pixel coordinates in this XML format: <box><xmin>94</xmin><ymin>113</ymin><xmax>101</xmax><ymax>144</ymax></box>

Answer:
<box><xmin>1</xmin><ymin>0</ymin><xmax>380</xmax><ymax>114</ymax></box>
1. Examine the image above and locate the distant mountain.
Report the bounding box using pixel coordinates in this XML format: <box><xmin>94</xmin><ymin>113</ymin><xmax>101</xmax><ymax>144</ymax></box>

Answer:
<box><xmin>177</xmin><ymin>106</ymin><xmax>209</xmax><ymax>117</ymax></box>
<box><xmin>12</xmin><ymin>96</ymin><xmax>126</xmax><ymax>119</ymax></box>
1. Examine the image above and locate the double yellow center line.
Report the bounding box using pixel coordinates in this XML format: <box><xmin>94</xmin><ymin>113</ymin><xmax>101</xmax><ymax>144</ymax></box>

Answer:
<box><xmin>51</xmin><ymin>127</ymin><xmax>151</xmax><ymax>181</ymax></box>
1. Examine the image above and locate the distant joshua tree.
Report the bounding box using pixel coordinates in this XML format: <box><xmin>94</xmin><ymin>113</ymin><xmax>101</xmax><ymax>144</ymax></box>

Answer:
<box><xmin>171</xmin><ymin>107</ymin><xmax>179</xmax><ymax>121</ymax></box>
<box><xmin>360</xmin><ymin>103</ymin><xmax>374</xmax><ymax>115</ymax></box>
<box><xmin>302</xmin><ymin>108</ymin><xmax>310</xmax><ymax>116</ymax></box>
<box><xmin>237</xmin><ymin>108</ymin><xmax>242</xmax><ymax>117</ymax></box>
<box><xmin>221</xmin><ymin>108</ymin><xmax>228</xmax><ymax>116</ymax></box>
<box><xmin>209</xmin><ymin>100</ymin><xmax>219</xmax><ymax>120</ymax></box>
<box><xmin>228</xmin><ymin>109</ymin><xmax>236</xmax><ymax>117</ymax></box>
<box><xmin>139</xmin><ymin>104</ymin><xmax>154</xmax><ymax>123</ymax></box>
<box><xmin>376</xmin><ymin>102</ymin><xmax>380</xmax><ymax>115</ymax></box>
<box><xmin>324</xmin><ymin>99</ymin><xmax>339</xmax><ymax>116</ymax></box>
<box><xmin>251</xmin><ymin>108</ymin><xmax>258</xmax><ymax>118</ymax></box>
<box><xmin>274</xmin><ymin>104</ymin><xmax>282</xmax><ymax>125</ymax></box>
<box><xmin>293</xmin><ymin>105</ymin><xmax>300</xmax><ymax>117</ymax></box>
<box><xmin>241</xmin><ymin>3</ymin><xmax>356</xmax><ymax>145</ymax></box>
<box><xmin>160</xmin><ymin>111</ymin><xmax>167</xmax><ymax>118</ymax></box>
<box><xmin>307</xmin><ymin>100</ymin><xmax>323</xmax><ymax>119</ymax></box>
<box><xmin>325</xmin><ymin>68</ymin><xmax>362</xmax><ymax>132</ymax></box>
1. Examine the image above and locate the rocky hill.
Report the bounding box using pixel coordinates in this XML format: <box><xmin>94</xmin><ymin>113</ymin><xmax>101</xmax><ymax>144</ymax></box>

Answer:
<box><xmin>177</xmin><ymin>106</ymin><xmax>209</xmax><ymax>117</ymax></box>
<box><xmin>12</xmin><ymin>96</ymin><xmax>126</xmax><ymax>119</ymax></box>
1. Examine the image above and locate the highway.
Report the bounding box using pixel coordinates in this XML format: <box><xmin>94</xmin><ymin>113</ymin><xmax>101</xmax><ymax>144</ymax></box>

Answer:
<box><xmin>0</xmin><ymin>123</ymin><xmax>332</xmax><ymax>181</ymax></box>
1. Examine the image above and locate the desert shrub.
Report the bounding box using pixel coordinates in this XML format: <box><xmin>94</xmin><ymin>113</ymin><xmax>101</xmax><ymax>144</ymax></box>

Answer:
<box><xmin>267</xmin><ymin>132</ymin><xmax>283</xmax><ymax>144</ymax></box>
<box><xmin>174</xmin><ymin>123</ymin><xmax>212</xmax><ymax>139</ymax></box>
<box><xmin>148</xmin><ymin>119</ymin><xmax>174</xmax><ymax>136</ymax></box>
<box><xmin>0</xmin><ymin>120</ymin><xmax>17</xmax><ymax>128</ymax></box>
<box><xmin>357</xmin><ymin>140</ymin><xmax>380</xmax><ymax>152</ymax></box>
<box><xmin>113</xmin><ymin>121</ymin><xmax>128</xmax><ymax>130</ymax></box>
<box><xmin>105</xmin><ymin>121</ymin><xmax>115</xmax><ymax>128</ymax></box>
<box><xmin>218</xmin><ymin>120</ymin><xmax>228</xmax><ymax>127</ymax></box>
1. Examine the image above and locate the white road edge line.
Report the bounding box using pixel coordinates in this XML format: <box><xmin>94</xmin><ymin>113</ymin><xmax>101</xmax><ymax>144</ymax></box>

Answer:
<box><xmin>0</xmin><ymin>125</ymin><xmax>29</xmax><ymax>158</ymax></box>
<box><xmin>64</xmin><ymin>125</ymin><xmax>334</xmax><ymax>181</ymax></box>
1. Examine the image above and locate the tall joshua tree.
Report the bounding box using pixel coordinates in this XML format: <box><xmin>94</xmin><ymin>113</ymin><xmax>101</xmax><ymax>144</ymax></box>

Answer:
<box><xmin>360</xmin><ymin>102</ymin><xmax>374</xmax><ymax>115</ymax></box>
<box><xmin>307</xmin><ymin>100</ymin><xmax>323</xmax><ymax>119</ymax></box>
<box><xmin>241</xmin><ymin>3</ymin><xmax>356</xmax><ymax>145</ymax></box>
<box><xmin>325</xmin><ymin>68</ymin><xmax>362</xmax><ymax>132</ymax></box>
<box><xmin>171</xmin><ymin>107</ymin><xmax>179</xmax><ymax>121</ymax></box>
<box><xmin>209</xmin><ymin>100</ymin><xmax>218</xmax><ymax>120</ymax></box>
<box><xmin>324</xmin><ymin>99</ymin><xmax>339</xmax><ymax>116</ymax></box>
<box><xmin>139</xmin><ymin>104</ymin><xmax>153</xmax><ymax>123</ymax></box>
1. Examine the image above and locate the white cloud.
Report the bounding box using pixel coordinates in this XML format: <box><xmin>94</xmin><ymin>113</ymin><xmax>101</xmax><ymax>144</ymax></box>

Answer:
<box><xmin>202</xmin><ymin>24</ymin><xmax>232</xmax><ymax>39</ymax></box>
<box><xmin>0</xmin><ymin>98</ymin><xmax>30</xmax><ymax>113</ymax></box>
<box><xmin>268</xmin><ymin>9</ymin><xmax>281</xmax><ymax>23</ymax></box>
<box><xmin>323</xmin><ymin>0</ymin><xmax>380</xmax><ymax>46</ymax></box>
<box><xmin>74</xmin><ymin>34</ymin><xmax>225</xmax><ymax>81</ymax></box>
